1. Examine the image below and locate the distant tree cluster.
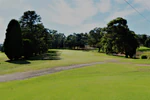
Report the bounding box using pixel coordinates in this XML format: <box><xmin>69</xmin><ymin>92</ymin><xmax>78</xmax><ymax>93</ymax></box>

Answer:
<box><xmin>88</xmin><ymin>17</ymin><xmax>140</xmax><ymax>58</ymax></box>
<box><xmin>137</xmin><ymin>34</ymin><xmax>150</xmax><ymax>47</ymax></box>
<box><xmin>3</xmin><ymin>10</ymin><xmax>148</xmax><ymax>60</ymax></box>
<box><xmin>65</xmin><ymin>33</ymin><xmax>88</xmax><ymax>49</ymax></box>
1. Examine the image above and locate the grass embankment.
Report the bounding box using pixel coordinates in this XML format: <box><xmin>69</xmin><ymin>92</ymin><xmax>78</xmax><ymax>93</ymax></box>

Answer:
<box><xmin>137</xmin><ymin>46</ymin><xmax>150</xmax><ymax>59</ymax></box>
<box><xmin>1</xmin><ymin>62</ymin><xmax>150</xmax><ymax>100</ymax></box>
<box><xmin>0</xmin><ymin>49</ymin><xmax>114</xmax><ymax>75</ymax></box>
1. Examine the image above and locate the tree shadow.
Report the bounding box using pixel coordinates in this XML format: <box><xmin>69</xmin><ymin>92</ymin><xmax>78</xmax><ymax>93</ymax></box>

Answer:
<box><xmin>28</xmin><ymin>50</ymin><xmax>61</xmax><ymax>60</ymax></box>
<box><xmin>6</xmin><ymin>59</ymin><xmax>31</xmax><ymax>64</ymax></box>
<box><xmin>5</xmin><ymin>50</ymin><xmax>61</xmax><ymax>64</ymax></box>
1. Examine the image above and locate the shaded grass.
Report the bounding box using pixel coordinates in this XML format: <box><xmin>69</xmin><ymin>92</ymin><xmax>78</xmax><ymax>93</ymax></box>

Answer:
<box><xmin>1</xmin><ymin>63</ymin><xmax>150</xmax><ymax>100</ymax></box>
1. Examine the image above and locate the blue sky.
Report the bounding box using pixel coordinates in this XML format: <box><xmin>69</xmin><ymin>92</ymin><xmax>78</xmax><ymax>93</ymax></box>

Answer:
<box><xmin>0</xmin><ymin>0</ymin><xmax>150</xmax><ymax>43</ymax></box>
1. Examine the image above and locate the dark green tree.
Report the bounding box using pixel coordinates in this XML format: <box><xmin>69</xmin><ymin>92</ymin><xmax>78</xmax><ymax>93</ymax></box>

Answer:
<box><xmin>101</xmin><ymin>17</ymin><xmax>139</xmax><ymax>58</ymax></box>
<box><xmin>88</xmin><ymin>27</ymin><xmax>104</xmax><ymax>52</ymax></box>
<box><xmin>19</xmin><ymin>10</ymin><xmax>49</xmax><ymax>57</ymax></box>
<box><xmin>145</xmin><ymin>38</ymin><xmax>150</xmax><ymax>47</ymax></box>
<box><xmin>137</xmin><ymin>34</ymin><xmax>147</xmax><ymax>46</ymax></box>
<box><xmin>3</xmin><ymin>19</ymin><xmax>22</xmax><ymax>60</ymax></box>
<box><xmin>51</xmin><ymin>32</ymin><xmax>66</xmax><ymax>49</ymax></box>
<box><xmin>65</xmin><ymin>33</ymin><xmax>88</xmax><ymax>49</ymax></box>
<box><xmin>65</xmin><ymin>34</ymin><xmax>76</xmax><ymax>49</ymax></box>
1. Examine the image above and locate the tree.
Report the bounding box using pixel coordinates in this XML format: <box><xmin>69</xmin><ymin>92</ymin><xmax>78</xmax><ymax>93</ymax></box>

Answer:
<box><xmin>101</xmin><ymin>17</ymin><xmax>139</xmax><ymax>58</ymax></box>
<box><xmin>65</xmin><ymin>34</ymin><xmax>76</xmax><ymax>49</ymax></box>
<box><xmin>65</xmin><ymin>33</ymin><xmax>88</xmax><ymax>49</ymax></box>
<box><xmin>88</xmin><ymin>27</ymin><xmax>104</xmax><ymax>52</ymax></box>
<box><xmin>19</xmin><ymin>10</ymin><xmax>49</xmax><ymax>57</ymax></box>
<box><xmin>145</xmin><ymin>38</ymin><xmax>150</xmax><ymax>47</ymax></box>
<box><xmin>3</xmin><ymin>19</ymin><xmax>22</xmax><ymax>60</ymax></box>
<box><xmin>137</xmin><ymin>34</ymin><xmax>147</xmax><ymax>46</ymax></box>
<box><xmin>51</xmin><ymin>32</ymin><xmax>66</xmax><ymax>49</ymax></box>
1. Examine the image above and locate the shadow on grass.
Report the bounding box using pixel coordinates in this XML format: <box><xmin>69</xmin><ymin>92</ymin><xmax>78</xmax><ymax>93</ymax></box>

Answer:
<box><xmin>29</xmin><ymin>50</ymin><xmax>61</xmax><ymax>60</ymax></box>
<box><xmin>5</xmin><ymin>50</ymin><xmax>61</xmax><ymax>64</ymax></box>
<box><xmin>6</xmin><ymin>60</ymin><xmax>31</xmax><ymax>64</ymax></box>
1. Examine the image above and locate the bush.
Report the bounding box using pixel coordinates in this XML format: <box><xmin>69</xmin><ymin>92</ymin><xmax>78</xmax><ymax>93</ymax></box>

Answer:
<box><xmin>140</xmin><ymin>55</ymin><xmax>148</xmax><ymax>59</ymax></box>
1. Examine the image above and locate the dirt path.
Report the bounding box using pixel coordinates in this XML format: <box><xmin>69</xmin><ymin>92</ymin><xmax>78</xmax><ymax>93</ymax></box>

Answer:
<box><xmin>1</xmin><ymin>59</ymin><xmax>150</xmax><ymax>82</ymax></box>
<box><xmin>0</xmin><ymin>62</ymin><xmax>105</xmax><ymax>82</ymax></box>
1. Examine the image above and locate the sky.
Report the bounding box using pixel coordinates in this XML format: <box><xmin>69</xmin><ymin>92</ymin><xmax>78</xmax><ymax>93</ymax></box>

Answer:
<box><xmin>0</xmin><ymin>0</ymin><xmax>150</xmax><ymax>43</ymax></box>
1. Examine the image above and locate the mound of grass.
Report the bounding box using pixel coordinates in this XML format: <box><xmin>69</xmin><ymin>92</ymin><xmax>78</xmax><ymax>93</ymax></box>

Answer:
<box><xmin>137</xmin><ymin>46</ymin><xmax>150</xmax><ymax>52</ymax></box>
<box><xmin>1</xmin><ymin>63</ymin><xmax>150</xmax><ymax>100</ymax></box>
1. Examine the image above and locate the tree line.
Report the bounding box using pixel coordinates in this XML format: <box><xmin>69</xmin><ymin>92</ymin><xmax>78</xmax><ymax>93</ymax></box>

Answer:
<box><xmin>2</xmin><ymin>10</ymin><xmax>150</xmax><ymax>60</ymax></box>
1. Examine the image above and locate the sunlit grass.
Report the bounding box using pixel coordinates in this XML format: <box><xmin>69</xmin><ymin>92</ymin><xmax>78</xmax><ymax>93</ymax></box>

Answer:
<box><xmin>0</xmin><ymin>50</ymin><xmax>115</xmax><ymax>75</ymax></box>
<box><xmin>1</xmin><ymin>63</ymin><xmax>150</xmax><ymax>100</ymax></box>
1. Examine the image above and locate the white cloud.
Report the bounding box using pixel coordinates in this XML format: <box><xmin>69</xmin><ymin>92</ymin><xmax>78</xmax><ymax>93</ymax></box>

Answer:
<box><xmin>0</xmin><ymin>0</ymin><xmax>22</xmax><ymax>9</ymax></box>
<box><xmin>114</xmin><ymin>0</ymin><xmax>124</xmax><ymax>4</ymax></box>
<box><xmin>97</xmin><ymin>0</ymin><xmax>111</xmax><ymax>13</ymax></box>
<box><xmin>133</xmin><ymin>0</ymin><xmax>150</xmax><ymax>6</ymax></box>
<box><xmin>0</xmin><ymin>17</ymin><xmax>5</xmax><ymax>43</ymax></box>
<box><xmin>133</xmin><ymin>0</ymin><xmax>150</xmax><ymax>12</ymax></box>
<box><xmin>106</xmin><ymin>9</ymin><xmax>136</xmax><ymax>22</ymax></box>
<box><xmin>44</xmin><ymin>0</ymin><xmax>98</xmax><ymax>26</ymax></box>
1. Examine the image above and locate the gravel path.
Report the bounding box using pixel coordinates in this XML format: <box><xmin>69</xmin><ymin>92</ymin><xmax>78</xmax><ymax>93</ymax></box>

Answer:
<box><xmin>0</xmin><ymin>62</ymin><xmax>105</xmax><ymax>82</ymax></box>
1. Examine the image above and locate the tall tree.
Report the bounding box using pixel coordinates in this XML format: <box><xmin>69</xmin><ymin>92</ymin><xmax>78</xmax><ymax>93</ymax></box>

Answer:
<box><xmin>19</xmin><ymin>10</ymin><xmax>49</xmax><ymax>57</ymax></box>
<box><xmin>101</xmin><ymin>17</ymin><xmax>139</xmax><ymax>58</ymax></box>
<box><xmin>4</xmin><ymin>19</ymin><xmax>22</xmax><ymax>60</ymax></box>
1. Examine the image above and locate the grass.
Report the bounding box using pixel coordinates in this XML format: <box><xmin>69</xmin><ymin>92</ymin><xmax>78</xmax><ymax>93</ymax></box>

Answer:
<box><xmin>0</xmin><ymin>49</ymin><xmax>115</xmax><ymax>75</ymax></box>
<box><xmin>1</xmin><ymin>63</ymin><xmax>150</xmax><ymax>100</ymax></box>
<box><xmin>137</xmin><ymin>46</ymin><xmax>150</xmax><ymax>52</ymax></box>
<box><xmin>137</xmin><ymin>46</ymin><xmax>150</xmax><ymax>59</ymax></box>
<box><xmin>1</xmin><ymin>49</ymin><xmax>150</xmax><ymax>99</ymax></box>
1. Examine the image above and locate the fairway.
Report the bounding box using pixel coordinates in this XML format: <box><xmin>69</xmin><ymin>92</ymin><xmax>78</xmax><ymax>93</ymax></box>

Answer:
<box><xmin>1</xmin><ymin>50</ymin><xmax>150</xmax><ymax>99</ymax></box>
<box><xmin>1</xmin><ymin>62</ymin><xmax>150</xmax><ymax>100</ymax></box>
<box><xmin>0</xmin><ymin>50</ymin><xmax>116</xmax><ymax>75</ymax></box>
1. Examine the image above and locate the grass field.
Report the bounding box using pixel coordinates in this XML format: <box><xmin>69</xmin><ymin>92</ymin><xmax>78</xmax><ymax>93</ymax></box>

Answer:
<box><xmin>1</xmin><ymin>63</ymin><xmax>150</xmax><ymax>100</ymax></box>
<box><xmin>0</xmin><ymin>49</ymin><xmax>116</xmax><ymax>75</ymax></box>
<box><xmin>1</xmin><ymin>49</ymin><xmax>150</xmax><ymax>100</ymax></box>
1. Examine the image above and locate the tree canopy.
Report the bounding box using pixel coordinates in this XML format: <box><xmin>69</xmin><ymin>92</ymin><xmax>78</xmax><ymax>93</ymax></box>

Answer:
<box><xmin>100</xmin><ymin>17</ymin><xmax>139</xmax><ymax>58</ymax></box>
<box><xmin>19</xmin><ymin>10</ymin><xmax>50</xmax><ymax>58</ymax></box>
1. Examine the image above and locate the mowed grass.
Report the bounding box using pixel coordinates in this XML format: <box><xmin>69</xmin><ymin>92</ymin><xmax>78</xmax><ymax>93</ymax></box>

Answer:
<box><xmin>0</xmin><ymin>49</ymin><xmax>114</xmax><ymax>75</ymax></box>
<box><xmin>1</xmin><ymin>63</ymin><xmax>150</xmax><ymax>100</ymax></box>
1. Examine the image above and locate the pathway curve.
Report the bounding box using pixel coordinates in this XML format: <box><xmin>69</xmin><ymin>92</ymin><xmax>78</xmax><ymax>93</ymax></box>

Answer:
<box><xmin>0</xmin><ymin>62</ymin><xmax>105</xmax><ymax>82</ymax></box>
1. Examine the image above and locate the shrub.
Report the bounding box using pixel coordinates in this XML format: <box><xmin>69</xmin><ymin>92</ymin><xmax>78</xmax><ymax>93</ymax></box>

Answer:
<box><xmin>140</xmin><ymin>55</ymin><xmax>148</xmax><ymax>59</ymax></box>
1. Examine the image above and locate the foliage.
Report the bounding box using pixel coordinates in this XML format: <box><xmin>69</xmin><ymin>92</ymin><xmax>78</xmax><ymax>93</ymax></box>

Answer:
<box><xmin>65</xmin><ymin>33</ymin><xmax>88</xmax><ymax>49</ymax></box>
<box><xmin>3</xmin><ymin>19</ymin><xmax>22</xmax><ymax>60</ymax></box>
<box><xmin>145</xmin><ymin>38</ymin><xmax>150</xmax><ymax>47</ymax></box>
<box><xmin>100</xmin><ymin>17</ymin><xmax>139</xmax><ymax>58</ymax></box>
<box><xmin>137</xmin><ymin>34</ymin><xmax>148</xmax><ymax>46</ymax></box>
<box><xmin>88</xmin><ymin>27</ymin><xmax>104</xmax><ymax>52</ymax></box>
<box><xmin>19</xmin><ymin>10</ymin><xmax>50</xmax><ymax>57</ymax></box>
<box><xmin>49</xmin><ymin>30</ymin><xmax>66</xmax><ymax>49</ymax></box>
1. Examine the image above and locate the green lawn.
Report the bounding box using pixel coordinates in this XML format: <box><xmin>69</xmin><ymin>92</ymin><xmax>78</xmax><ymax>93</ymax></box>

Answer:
<box><xmin>1</xmin><ymin>63</ymin><xmax>150</xmax><ymax>100</ymax></box>
<box><xmin>0</xmin><ymin>49</ymin><xmax>115</xmax><ymax>75</ymax></box>
<box><xmin>1</xmin><ymin>49</ymin><xmax>150</xmax><ymax>100</ymax></box>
